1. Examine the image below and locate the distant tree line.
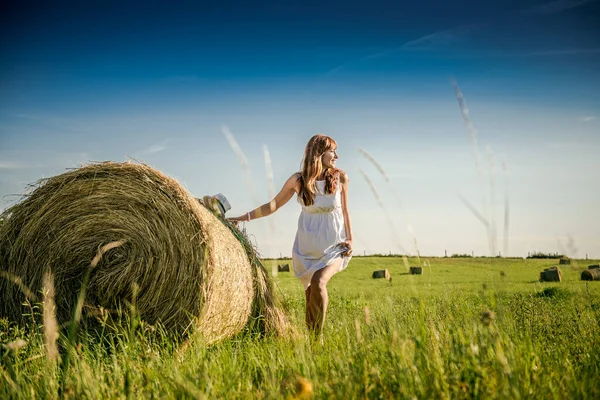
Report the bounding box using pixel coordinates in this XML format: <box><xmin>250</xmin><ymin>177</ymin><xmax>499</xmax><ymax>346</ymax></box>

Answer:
<box><xmin>526</xmin><ymin>251</ymin><xmax>565</xmax><ymax>259</ymax></box>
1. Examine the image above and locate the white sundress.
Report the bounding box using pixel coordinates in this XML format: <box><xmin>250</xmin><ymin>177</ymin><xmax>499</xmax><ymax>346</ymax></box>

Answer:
<box><xmin>292</xmin><ymin>178</ymin><xmax>352</xmax><ymax>289</ymax></box>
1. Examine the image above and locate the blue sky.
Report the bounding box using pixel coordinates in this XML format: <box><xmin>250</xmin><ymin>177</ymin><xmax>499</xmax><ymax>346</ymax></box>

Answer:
<box><xmin>1</xmin><ymin>0</ymin><xmax>599</xmax><ymax>258</ymax></box>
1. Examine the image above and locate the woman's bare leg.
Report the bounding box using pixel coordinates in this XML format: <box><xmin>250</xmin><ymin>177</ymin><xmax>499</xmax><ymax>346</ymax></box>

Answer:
<box><xmin>307</xmin><ymin>258</ymin><xmax>343</xmax><ymax>333</ymax></box>
<box><xmin>304</xmin><ymin>285</ymin><xmax>312</xmax><ymax>329</ymax></box>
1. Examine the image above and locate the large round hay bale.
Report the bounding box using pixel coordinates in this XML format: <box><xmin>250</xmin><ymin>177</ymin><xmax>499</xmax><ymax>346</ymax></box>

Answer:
<box><xmin>539</xmin><ymin>267</ymin><xmax>562</xmax><ymax>282</ymax></box>
<box><xmin>277</xmin><ymin>264</ymin><xmax>290</xmax><ymax>272</ymax></box>
<box><xmin>581</xmin><ymin>269</ymin><xmax>600</xmax><ymax>281</ymax></box>
<box><xmin>372</xmin><ymin>269</ymin><xmax>390</xmax><ymax>280</ymax></box>
<box><xmin>0</xmin><ymin>162</ymin><xmax>290</xmax><ymax>343</ymax></box>
<box><xmin>559</xmin><ymin>257</ymin><xmax>571</xmax><ymax>265</ymax></box>
<box><xmin>409</xmin><ymin>266</ymin><xmax>423</xmax><ymax>275</ymax></box>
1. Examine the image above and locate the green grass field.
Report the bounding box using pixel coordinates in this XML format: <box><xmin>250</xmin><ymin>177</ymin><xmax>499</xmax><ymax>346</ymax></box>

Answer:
<box><xmin>2</xmin><ymin>257</ymin><xmax>600</xmax><ymax>399</ymax></box>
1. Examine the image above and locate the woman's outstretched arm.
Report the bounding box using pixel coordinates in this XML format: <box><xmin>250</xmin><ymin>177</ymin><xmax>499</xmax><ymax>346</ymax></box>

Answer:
<box><xmin>340</xmin><ymin>171</ymin><xmax>353</xmax><ymax>256</ymax></box>
<box><xmin>228</xmin><ymin>173</ymin><xmax>299</xmax><ymax>222</ymax></box>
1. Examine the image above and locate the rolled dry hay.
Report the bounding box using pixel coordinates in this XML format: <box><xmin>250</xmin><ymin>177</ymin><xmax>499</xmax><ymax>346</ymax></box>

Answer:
<box><xmin>559</xmin><ymin>257</ymin><xmax>571</xmax><ymax>265</ymax></box>
<box><xmin>372</xmin><ymin>269</ymin><xmax>390</xmax><ymax>280</ymax></box>
<box><xmin>0</xmin><ymin>162</ymin><xmax>291</xmax><ymax>343</ymax></box>
<box><xmin>581</xmin><ymin>269</ymin><xmax>600</xmax><ymax>281</ymax></box>
<box><xmin>588</xmin><ymin>264</ymin><xmax>600</xmax><ymax>270</ymax></box>
<box><xmin>409</xmin><ymin>266</ymin><xmax>423</xmax><ymax>275</ymax></box>
<box><xmin>277</xmin><ymin>264</ymin><xmax>290</xmax><ymax>272</ymax></box>
<box><xmin>539</xmin><ymin>266</ymin><xmax>562</xmax><ymax>282</ymax></box>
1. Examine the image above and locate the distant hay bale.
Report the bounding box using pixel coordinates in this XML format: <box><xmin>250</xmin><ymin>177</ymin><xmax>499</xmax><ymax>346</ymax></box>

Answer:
<box><xmin>372</xmin><ymin>269</ymin><xmax>390</xmax><ymax>280</ymax></box>
<box><xmin>588</xmin><ymin>264</ymin><xmax>600</xmax><ymax>270</ymax></box>
<box><xmin>539</xmin><ymin>266</ymin><xmax>562</xmax><ymax>282</ymax></box>
<box><xmin>409</xmin><ymin>266</ymin><xmax>423</xmax><ymax>275</ymax></box>
<box><xmin>0</xmin><ymin>162</ymin><xmax>291</xmax><ymax>343</ymax></box>
<box><xmin>559</xmin><ymin>257</ymin><xmax>571</xmax><ymax>265</ymax></box>
<box><xmin>581</xmin><ymin>269</ymin><xmax>600</xmax><ymax>281</ymax></box>
<box><xmin>277</xmin><ymin>264</ymin><xmax>290</xmax><ymax>272</ymax></box>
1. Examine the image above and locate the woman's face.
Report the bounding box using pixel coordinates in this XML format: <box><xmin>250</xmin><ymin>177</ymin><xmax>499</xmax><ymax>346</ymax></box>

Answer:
<box><xmin>321</xmin><ymin>147</ymin><xmax>338</xmax><ymax>169</ymax></box>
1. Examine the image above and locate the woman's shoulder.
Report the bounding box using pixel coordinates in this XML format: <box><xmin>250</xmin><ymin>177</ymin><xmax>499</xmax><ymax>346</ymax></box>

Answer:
<box><xmin>285</xmin><ymin>173</ymin><xmax>301</xmax><ymax>190</ymax></box>
<box><xmin>338</xmin><ymin>169</ymin><xmax>348</xmax><ymax>183</ymax></box>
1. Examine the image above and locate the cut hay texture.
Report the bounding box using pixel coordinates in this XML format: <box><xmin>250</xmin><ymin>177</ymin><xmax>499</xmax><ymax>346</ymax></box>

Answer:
<box><xmin>372</xmin><ymin>269</ymin><xmax>390</xmax><ymax>280</ymax></box>
<box><xmin>277</xmin><ymin>264</ymin><xmax>290</xmax><ymax>272</ymax></box>
<box><xmin>559</xmin><ymin>257</ymin><xmax>571</xmax><ymax>265</ymax></box>
<box><xmin>539</xmin><ymin>266</ymin><xmax>562</xmax><ymax>282</ymax></box>
<box><xmin>0</xmin><ymin>162</ymin><xmax>291</xmax><ymax>343</ymax></box>
<box><xmin>581</xmin><ymin>269</ymin><xmax>600</xmax><ymax>281</ymax></box>
<box><xmin>409</xmin><ymin>266</ymin><xmax>423</xmax><ymax>275</ymax></box>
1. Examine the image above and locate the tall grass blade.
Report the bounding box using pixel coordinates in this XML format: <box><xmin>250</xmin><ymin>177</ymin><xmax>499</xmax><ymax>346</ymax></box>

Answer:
<box><xmin>262</xmin><ymin>144</ymin><xmax>277</xmax><ymax>234</ymax></box>
<box><xmin>486</xmin><ymin>145</ymin><xmax>497</xmax><ymax>256</ymax></box>
<box><xmin>42</xmin><ymin>272</ymin><xmax>59</xmax><ymax>363</ymax></box>
<box><xmin>358</xmin><ymin>147</ymin><xmax>419</xmax><ymax>255</ymax></box>
<box><xmin>451</xmin><ymin>77</ymin><xmax>495</xmax><ymax>255</ymax></box>
<box><xmin>221</xmin><ymin>125</ymin><xmax>261</xmax><ymax>210</ymax></box>
<box><xmin>457</xmin><ymin>194</ymin><xmax>490</xmax><ymax>228</ymax></box>
<box><xmin>359</xmin><ymin>169</ymin><xmax>407</xmax><ymax>254</ymax></box>
<box><xmin>501</xmin><ymin>159</ymin><xmax>510</xmax><ymax>256</ymax></box>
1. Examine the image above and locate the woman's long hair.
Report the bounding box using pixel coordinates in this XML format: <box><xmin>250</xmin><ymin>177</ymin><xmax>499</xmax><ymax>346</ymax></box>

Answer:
<box><xmin>298</xmin><ymin>134</ymin><xmax>339</xmax><ymax>206</ymax></box>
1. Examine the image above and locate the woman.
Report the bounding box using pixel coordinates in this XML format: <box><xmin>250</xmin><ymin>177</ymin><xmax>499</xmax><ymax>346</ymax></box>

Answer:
<box><xmin>229</xmin><ymin>134</ymin><xmax>353</xmax><ymax>334</ymax></box>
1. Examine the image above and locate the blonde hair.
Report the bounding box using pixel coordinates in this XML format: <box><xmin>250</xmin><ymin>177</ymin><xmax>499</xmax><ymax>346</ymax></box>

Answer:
<box><xmin>298</xmin><ymin>134</ymin><xmax>339</xmax><ymax>206</ymax></box>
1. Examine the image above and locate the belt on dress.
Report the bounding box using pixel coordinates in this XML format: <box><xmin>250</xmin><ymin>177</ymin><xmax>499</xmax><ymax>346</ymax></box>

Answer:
<box><xmin>301</xmin><ymin>206</ymin><xmax>341</xmax><ymax>214</ymax></box>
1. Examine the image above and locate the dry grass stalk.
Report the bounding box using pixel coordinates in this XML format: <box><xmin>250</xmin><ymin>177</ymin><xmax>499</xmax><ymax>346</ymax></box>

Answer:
<box><xmin>262</xmin><ymin>144</ymin><xmax>277</xmax><ymax>233</ymax></box>
<box><xmin>42</xmin><ymin>272</ymin><xmax>59</xmax><ymax>362</ymax></box>
<box><xmin>501</xmin><ymin>159</ymin><xmax>510</xmax><ymax>256</ymax></box>
<box><xmin>358</xmin><ymin>148</ymin><xmax>422</xmax><ymax>259</ymax></box>
<box><xmin>0</xmin><ymin>271</ymin><xmax>38</xmax><ymax>303</ymax></box>
<box><xmin>457</xmin><ymin>194</ymin><xmax>490</xmax><ymax>229</ymax></box>
<box><xmin>452</xmin><ymin>77</ymin><xmax>511</xmax><ymax>257</ymax></box>
<box><xmin>0</xmin><ymin>161</ymin><xmax>291</xmax><ymax>343</ymax></box>
<box><xmin>359</xmin><ymin>169</ymin><xmax>407</xmax><ymax>254</ymax></box>
<box><xmin>357</xmin><ymin>148</ymin><xmax>390</xmax><ymax>182</ymax></box>
<box><xmin>221</xmin><ymin>125</ymin><xmax>261</xmax><ymax>211</ymax></box>
<box><xmin>451</xmin><ymin>77</ymin><xmax>484</xmax><ymax>191</ymax></box>
<box><xmin>485</xmin><ymin>146</ymin><xmax>497</xmax><ymax>256</ymax></box>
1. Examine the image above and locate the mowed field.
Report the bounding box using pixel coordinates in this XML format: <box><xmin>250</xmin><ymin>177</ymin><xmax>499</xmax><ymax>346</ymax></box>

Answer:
<box><xmin>2</xmin><ymin>256</ymin><xmax>600</xmax><ymax>399</ymax></box>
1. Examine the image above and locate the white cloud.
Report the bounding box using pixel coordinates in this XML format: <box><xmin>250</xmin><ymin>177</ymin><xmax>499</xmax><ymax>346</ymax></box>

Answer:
<box><xmin>363</xmin><ymin>24</ymin><xmax>479</xmax><ymax>61</ymax></box>
<box><xmin>145</xmin><ymin>144</ymin><xmax>167</xmax><ymax>155</ymax></box>
<box><xmin>0</xmin><ymin>162</ymin><xmax>25</xmax><ymax>170</ymax></box>
<box><xmin>14</xmin><ymin>113</ymin><xmax>93</xmax><ymax>133</ymax></box>
<box><xmin>164</xmin><ymin>75</ymin><xmax>201</xmax><ymax>83</ymax></box>
<box><xmin>326</xmin><ymin>24</ymin><xmax>479</xmax><ymax>75</ymax></box>
<box><xmin>545</xmin><ymin>141</ymin><xmax>583</xmax><ymax>149</ymax></box>
<box><xmin>137</xmin><ymin>140</ymin><xmax>169</xmax><ymax>156</ymax></box>
<box><xmin>527</xmin><ymin>48</ymin><xmax>600</xmax><ymax>56</ymax></box>
<box><xmin>0</xmin><ymin>161</ymin><xmax>40</xmax><ymax>170</ymax></box>
<box><xmin>581</xmin><ymin>116</ymin><xmax>596</xmax><ymax>122</ymax></box>
<box><xmin>398</xmin><ymin>24</ymin><xmax>479</xmax><ymax>51</ymax></box>
<box><xmin>524</xmin><ymin>0</ymin><xmax>596</xmax><ymax>14</ymax></box>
